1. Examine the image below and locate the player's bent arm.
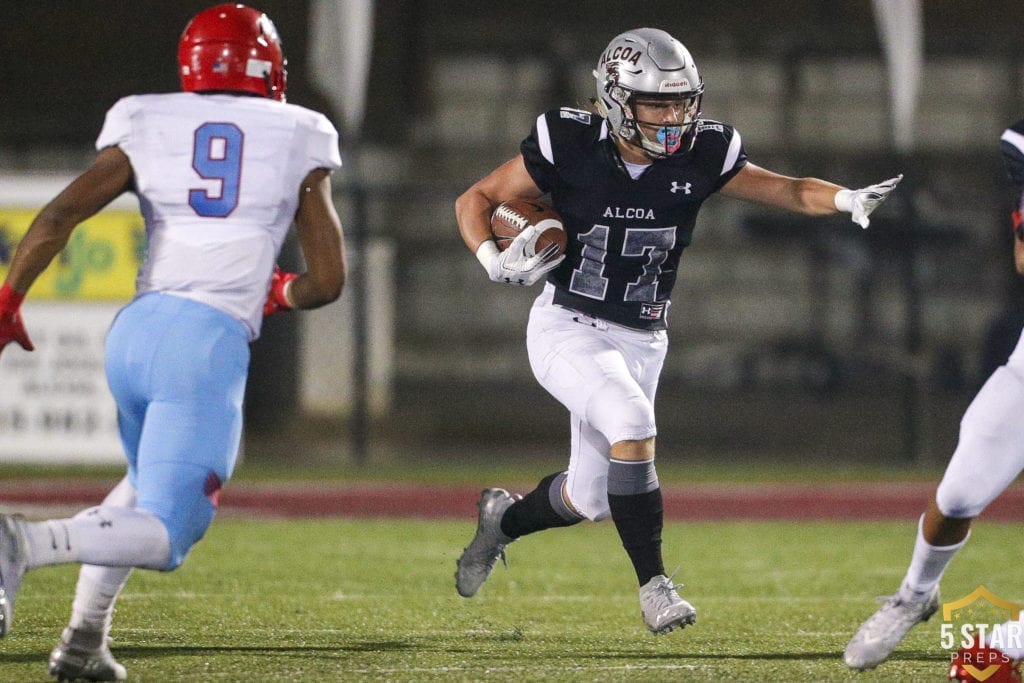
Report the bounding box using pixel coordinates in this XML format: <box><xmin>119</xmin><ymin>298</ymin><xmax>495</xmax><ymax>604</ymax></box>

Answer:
<box><xmin>719</xmin><ymin>163</ymin><xmax>844</xmax><ymax>216</ymax></box>
<box><xmin>289</xmin><ymin>168</ymin><xmax>346</xmax><ymax>310</ymax></box>
<box><xmin>5</xmin><ymin>146</ymin><xmax>133</xmax><ymax>294</ymax></box>
<box><xmin>455</xmin><ymin>154</ymin><xmax>543</xmax><ymax>254</ymax></box>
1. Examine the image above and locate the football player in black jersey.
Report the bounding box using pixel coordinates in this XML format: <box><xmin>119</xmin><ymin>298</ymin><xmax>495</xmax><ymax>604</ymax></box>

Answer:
<box><xmin>453</xmin><ymin>27</ymin><xmax>901</xmax><ymax>635</ymax></box>
<box><xmin>845</xmin><ymin>119</ymin><xmax>1024</xmax><ymax>679</ymax></box>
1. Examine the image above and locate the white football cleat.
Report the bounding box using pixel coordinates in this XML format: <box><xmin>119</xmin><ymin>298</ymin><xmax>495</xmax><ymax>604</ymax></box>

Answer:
<box><xmin>844</xmin><ymin>587</ymin><xmax>940</xmax><ymax>670</ymax></box>
<box><xmin>455</xmin><ymin>488</ymin><xmax>517</xmax><ymax>597</ymax></box>
<box><xmin>49</xmin><ymin>626</ymin><xmax>127</xmax><ymax>682</ymax></box>
<box><xmin>0</xmin><ymin>514</ymin><xmax>29</xmax><ymax>638</ymax></box>
<box><xmin>639</xmin><ymin>574</ymin><xmax>697</xmax><ymax>635</ymax></box>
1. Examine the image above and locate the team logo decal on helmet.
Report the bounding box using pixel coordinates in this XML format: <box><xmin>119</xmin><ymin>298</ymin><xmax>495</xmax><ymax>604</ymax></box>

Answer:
<box><xmin>178</xmin><ymin>3</ymin><xmax>288</xmax><ymax>101</ymax></box>
<box><xmin>594</xmin><ymin>28</ymin><xmax>703</xmax><ymax>157</ymax></box>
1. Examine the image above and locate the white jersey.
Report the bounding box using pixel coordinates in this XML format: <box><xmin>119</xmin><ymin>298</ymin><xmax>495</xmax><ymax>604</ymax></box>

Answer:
<box><xmin>96</xmin><ymin>92</ymin><xmax>341</xmax><ymax>339</ymax></box>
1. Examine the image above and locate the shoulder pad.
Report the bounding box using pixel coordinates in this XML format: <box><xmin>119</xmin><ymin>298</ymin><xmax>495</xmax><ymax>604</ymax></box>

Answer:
<box><xmin>558</xmin><ymin>108</ymin><xmax>592</xmax><ymax>125</ymax></box>
<box><xmin>696</xmin><ymin>120</ymin><xmax>725</xmax><ymax>133</ymax></box>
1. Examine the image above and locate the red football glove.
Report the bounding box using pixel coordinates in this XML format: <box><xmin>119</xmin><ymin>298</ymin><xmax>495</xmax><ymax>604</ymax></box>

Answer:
<box><xmin>0</xmin><ymin>283</ymin><xmax>34</xmax><ymax>357</ymax></box>
<box><xmin>263</xmin><ymin>265</ymin><xmax>298</xmax><ymax>317</ymax></box>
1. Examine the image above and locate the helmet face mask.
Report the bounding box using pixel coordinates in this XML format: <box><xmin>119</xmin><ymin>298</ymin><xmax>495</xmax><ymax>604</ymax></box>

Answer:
<box><xmin>178</xmin><ymin>3</ymin><xmax>288</xmax><ymax>102</ymax></box>
<box><xmin>628</xmin><ymin>93</ymin><xmax>702</xmax><ymax>156</ymax></box>
<box><xmin>594</xmin><ymin>28</ymin><xmax>704</xmax><ymax>158</ymax></box>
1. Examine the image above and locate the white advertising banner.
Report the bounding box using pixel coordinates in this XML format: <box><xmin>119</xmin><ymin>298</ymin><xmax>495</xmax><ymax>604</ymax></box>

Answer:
<box><xmin>0</xmin><ymin>302</ymin><xmax>123</xmax><ymax>463</ymax></box>
<box><xmin>0</xmin><ymin>174</ymin><xmax>140</xmax><ymax>464</ymax></box>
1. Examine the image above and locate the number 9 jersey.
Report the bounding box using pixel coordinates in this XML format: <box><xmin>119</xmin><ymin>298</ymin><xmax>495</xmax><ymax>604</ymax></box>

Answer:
<box><xmin>520</xmin><ymin>108</ymin><xmax>746</xmax><ymax>330</ymax></box>
<box><xmin>95</xmin><ymin>92</ymin><xmax>341</xmax><ymax>339</ymax></box>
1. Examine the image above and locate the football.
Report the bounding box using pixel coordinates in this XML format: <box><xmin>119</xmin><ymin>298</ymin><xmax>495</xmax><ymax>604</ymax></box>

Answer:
<box><xmin>490</xmin><ymin>198</ymin><xmax>567</xmax><ymax>259</ymax></box>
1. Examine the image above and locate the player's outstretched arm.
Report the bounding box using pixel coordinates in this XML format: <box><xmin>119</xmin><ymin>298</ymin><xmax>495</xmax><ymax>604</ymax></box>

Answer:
<box><xmin>0</xmin><ymin>146</ymin><xmax>133</xmax><ymax>357</ymax></box>
<box><xmin>834</xmin><ymin>175</ymin><xmax>903</xmax><ymax>228</ymax></box>
<box><xmin>720</xmin><ymin>163</ymin><xmax>901</xmax><ymax>228</ymax></box>
<box><xmin>282</xmin><ymin>168</ymin><xmax>346</xmax><ymax>312</ymax></box>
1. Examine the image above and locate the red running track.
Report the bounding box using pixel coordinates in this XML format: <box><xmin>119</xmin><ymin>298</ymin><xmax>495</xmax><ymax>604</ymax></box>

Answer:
<box><xmin>2</xmin><ymin>480</ymin><xmax>1024</xmax><ymax>521</ymax></box>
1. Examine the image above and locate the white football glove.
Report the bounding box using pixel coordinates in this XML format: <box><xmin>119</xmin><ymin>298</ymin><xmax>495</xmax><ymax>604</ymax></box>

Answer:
<box><xmin>834</xmin><ymin>174</ymin><xmax>903</xmax><ymax>229</ymax></box>
<box><xmin>476</xmin><ymin>225</ymin><xmax>565</xmax><ymax>286</ymax></box>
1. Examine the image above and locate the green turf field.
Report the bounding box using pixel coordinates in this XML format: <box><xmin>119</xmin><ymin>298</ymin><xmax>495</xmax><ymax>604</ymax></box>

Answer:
<box><xmin>4</xmin><ymin>517</ymin><xmax>1021</xmax><ymax>681</ymax></box>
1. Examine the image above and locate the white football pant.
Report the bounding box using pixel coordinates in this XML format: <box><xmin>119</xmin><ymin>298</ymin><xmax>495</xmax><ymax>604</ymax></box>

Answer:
<box><xmin>526</xmin><ymin>284</ymin><xmax>667</xmax><ymax>521</ymax></box>
<box><xmin>936</xmin><ymin>327</ymin><xmax>1024</xmax><ymax>518</ymax></box>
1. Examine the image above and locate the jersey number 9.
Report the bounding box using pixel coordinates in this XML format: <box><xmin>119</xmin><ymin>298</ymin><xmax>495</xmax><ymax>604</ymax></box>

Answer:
<box><xmin>189</xmin><ymin>122</ymin><xmax>244</xmax><ymax>218</ymax></box>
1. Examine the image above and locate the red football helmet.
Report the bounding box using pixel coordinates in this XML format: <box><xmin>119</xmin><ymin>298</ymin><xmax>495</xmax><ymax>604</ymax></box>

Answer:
<box><xmin>178</xmin><ymin>3</ymin><xmax>287</xmax><ymax>101</ymax></box>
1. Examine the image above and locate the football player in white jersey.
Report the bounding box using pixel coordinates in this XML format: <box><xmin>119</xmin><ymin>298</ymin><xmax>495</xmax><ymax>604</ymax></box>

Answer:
<box><xmin>845</xmin><ymin>119</ymin><xmax>1024</xmax><ymax>680</ymax></box>
<box><xmin>0</xmin><ymin>4</ymin><xmax>345</xmax><ymax>680</ymax></box>
<box><xmin>454</xmin><ymin>28</ymin><xmax>900</xmax><ymax>635</ymax></box>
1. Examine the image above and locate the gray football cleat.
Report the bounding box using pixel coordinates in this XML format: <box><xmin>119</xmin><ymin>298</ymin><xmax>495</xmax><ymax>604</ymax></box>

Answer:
<box><xmin>455</xmin><ymin>488</ymin><xmax>517</xmax><ymax>597</ymax></box>
<box><xmin>48</xmin><ymin>627</ymin><xmax>127</xmax><ymax>682</ymax></box>
<box><xmin>0</xmin><ymin>513</ymin><xmax>29</xmax><ymax>638</ymax></box>
<box><xmin>844</xmin><ymin>586</ymin><xmax>940</xmax><ymax>670</ymax></box>
<box><xmin>639</xmin><ymin>574</ymin><xmax>697</xmax><ymax>635</ymax></box>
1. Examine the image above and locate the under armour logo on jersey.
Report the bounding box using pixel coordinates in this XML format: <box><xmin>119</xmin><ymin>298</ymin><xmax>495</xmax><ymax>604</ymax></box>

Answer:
<box><xmin>639</xmin><ymin>303</ymin><xmax>666</xmax><ymax>320</ymax></box>
<box><xmin>670</xmin><ymin>181</ymin><xmax>692</xmax><ymax>195</ymax></box>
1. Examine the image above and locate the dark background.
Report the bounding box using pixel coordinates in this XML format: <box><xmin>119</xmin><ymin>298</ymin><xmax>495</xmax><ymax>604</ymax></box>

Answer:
<box><xmin>4</xmin><ymin>1</ymin><xmax>1024</xmax><ymax>469</ymax></box>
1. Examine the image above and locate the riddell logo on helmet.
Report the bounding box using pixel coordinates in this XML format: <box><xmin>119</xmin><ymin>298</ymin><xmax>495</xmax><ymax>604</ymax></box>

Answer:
<box><xmin>659</xmin><ymin>80</ymin><xmax>691</xmax><ymax>91</ymax></box>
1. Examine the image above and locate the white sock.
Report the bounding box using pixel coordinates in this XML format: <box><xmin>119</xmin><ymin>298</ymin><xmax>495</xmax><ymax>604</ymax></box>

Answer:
<box><xmin>21</xmin><ymin>519</ymin><xmax>77</xmax><ymax>566</ymax></box>
<box><xmin>897</xmin><ymin>515</ymin><xmax>969</xmax><ymax>601</ymax></box>
<box><xmin>65</xmin><ymin>475</ymin><xmax>138</xmax><ymax>637</ymax></box>
<box><xmin>67</xmin><ymin>565</ymin><xmax>132</xmax><ymax>636</ymax></box>
<box><xmin>22</xmin><ymin>506</ymin><xmax>171</xmax><ymax>570</ymax></box>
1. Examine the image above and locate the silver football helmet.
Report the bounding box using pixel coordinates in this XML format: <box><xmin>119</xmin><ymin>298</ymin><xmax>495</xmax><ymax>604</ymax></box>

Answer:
<box><xmin>593</xmin><ymin>28</ymin><xmax>703</xmax><ymax>157</ymax></box>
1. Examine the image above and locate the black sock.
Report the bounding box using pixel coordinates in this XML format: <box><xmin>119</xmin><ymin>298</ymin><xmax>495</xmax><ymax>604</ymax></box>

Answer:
<box><xmin>608</xmin><ymin>488</ymin><xmax>665</xmax><ymax>586</ymax></box>
<box><xmin>501</xmin><ymin>471</ymin><xmax>582</xmax><ymax>539</ymax></box>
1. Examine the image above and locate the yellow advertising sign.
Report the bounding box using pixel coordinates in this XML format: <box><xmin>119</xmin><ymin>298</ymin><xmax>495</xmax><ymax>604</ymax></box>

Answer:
<box><xmin>0</xmin><ymin>209</ymin><xmax>144</xmax><ymax>301</ymax></box>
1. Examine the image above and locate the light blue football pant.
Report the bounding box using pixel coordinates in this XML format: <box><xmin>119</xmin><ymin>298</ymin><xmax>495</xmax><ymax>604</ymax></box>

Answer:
<box><xmin>105</xmin><ymin>292</ymin><xmax>249</xmax><ymax>569</ymax></box>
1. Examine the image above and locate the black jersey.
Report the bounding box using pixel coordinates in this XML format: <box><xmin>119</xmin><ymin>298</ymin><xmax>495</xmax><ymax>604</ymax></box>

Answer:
<box><xmin>521</xmin><ymin>108</ymin><xmax>747</xmax><ymax>330</ymax></box>
<box><xmin>1001</xmin><ymin>119</ymin><xmax>1024</xmax><ymax>191</ymax></box>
